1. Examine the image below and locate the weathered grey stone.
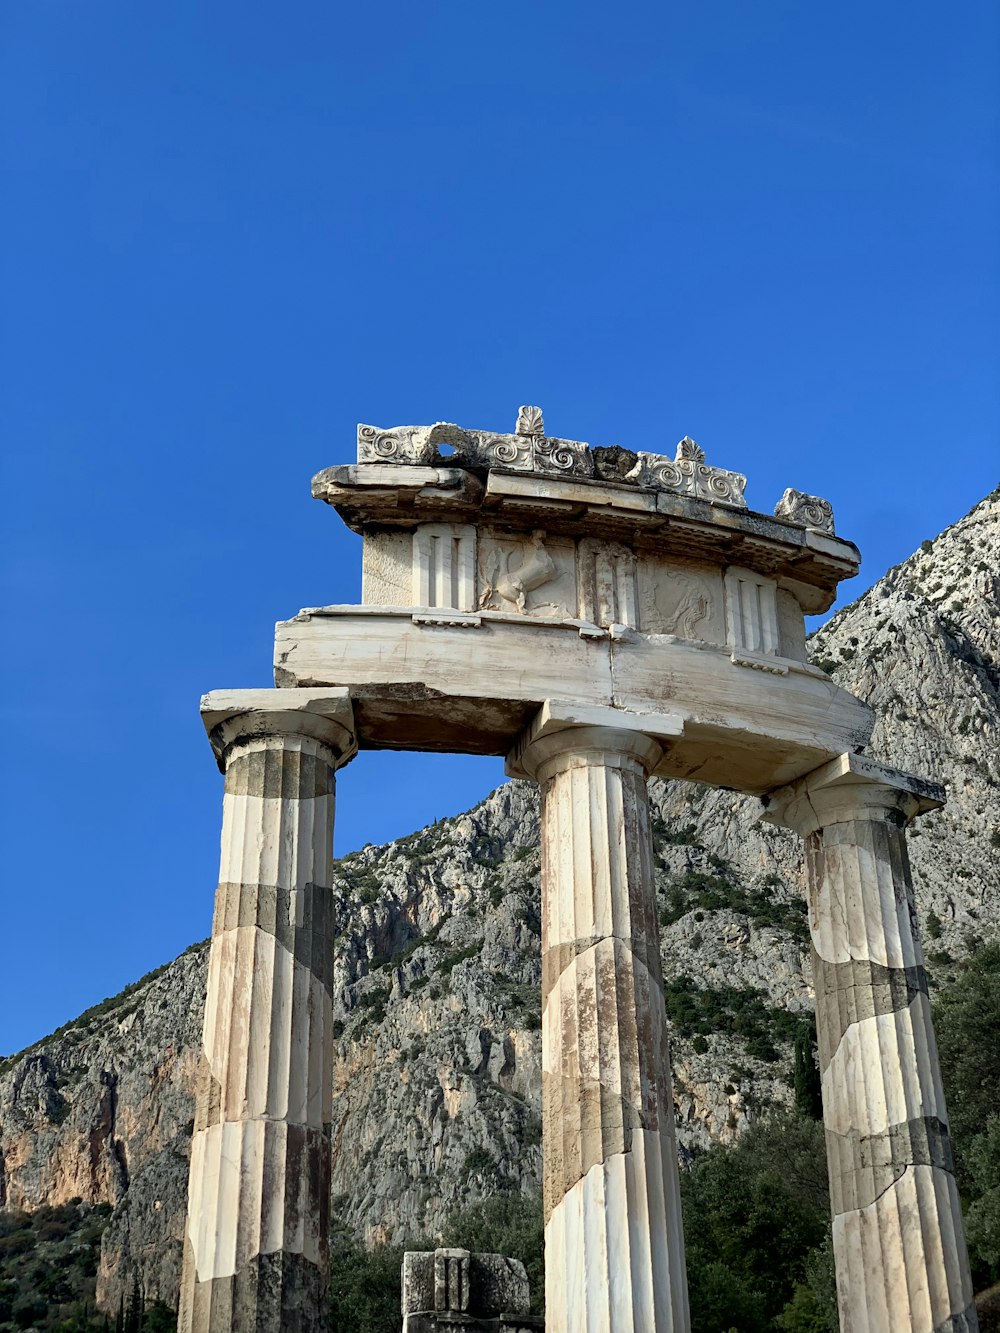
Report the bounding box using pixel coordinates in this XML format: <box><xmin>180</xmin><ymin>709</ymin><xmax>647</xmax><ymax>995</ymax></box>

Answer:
<box><xmin>773</xmin><ymin>487</ymin><xmax>835</xmax><ymax>533</ymax></box>
<box><xmin>401</xmin><ymin>1249</ymin><xmax>530</xmax><ymax>1319</ymax></box>
<box><xmin>767</xmin><ymin>761</ymin><xmax>976</xmax><ymax>1332</ymax></box>
<box><xmin>182</xmin><ymin>1248</ymin><xmax>326</xmax><ymax>1333</ymax></box>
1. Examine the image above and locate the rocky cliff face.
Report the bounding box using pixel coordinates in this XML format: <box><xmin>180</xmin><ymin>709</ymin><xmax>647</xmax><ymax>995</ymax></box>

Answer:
<box><xmin>1</xmin><ymin>488</ymin><xmax>996</xmax><ymax>1313</ymax></box>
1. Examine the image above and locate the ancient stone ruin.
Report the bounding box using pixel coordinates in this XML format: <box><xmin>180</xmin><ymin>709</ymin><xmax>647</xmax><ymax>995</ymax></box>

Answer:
<box><xmin>401</xmin><ymin>1247</ymin><xmax>542</xmax><ymax>1332</ymax></box>
<box><xmin>178</xmin><ymin>409</ymin><xmax>978</xmax><ymax>1332</ymax></box>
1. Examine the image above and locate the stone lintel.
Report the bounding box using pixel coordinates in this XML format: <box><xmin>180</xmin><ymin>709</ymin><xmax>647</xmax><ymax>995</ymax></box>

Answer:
<box><xmin>762</xmin><ymin>751</ymin><xmax>946</xmax><ymax>835</ymax></box>
<box><xmin>200</xmin><ymin>688</ymin><xmax>357</xmax><ymax>773</ymax></box>
<box><xmin>505</xmin><ymin>699</ymin><xmax>684</xmax><ymax>780</ymax></box>
<box><xmin>274</xmin><ymin>610</ymin><xmax>874</xmax><ymax>793</ymax></box>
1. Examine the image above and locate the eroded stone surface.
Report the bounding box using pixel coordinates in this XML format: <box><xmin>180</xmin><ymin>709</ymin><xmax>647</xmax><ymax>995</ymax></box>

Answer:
<box><xmin>766</xmin><ymin>765</ymin><xmax>976</xmax><ymax>1333</ymax></box>
<box><xmin>402</xmin><ymin>1249</ymin><xmax>530</xmax><ymax>1317</ymax></box>
<box><xmin>521</xmin><ymin>724</ymin><xmax>689</xmax><ymax>1332</ymax></box>
<box><xmin>177</xmin><ymin>706</ymin><xmax>356</xmax><ymax>1333</ymax></box>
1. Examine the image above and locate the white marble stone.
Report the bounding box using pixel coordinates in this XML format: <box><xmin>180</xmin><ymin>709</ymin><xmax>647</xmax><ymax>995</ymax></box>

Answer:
<box><xmin>275</xmin><ymin>609</ymin><xmax>874</xmax><ymax>792</ymax></box>
<box><xmin>514</xmin><ymin>716</ymin><xmax>690</xmax><ymax>1333</ymax></box>
<box><xmin>774</xmin><ymin>487</ymin><xmax>836</xmax><ymax>533</ymax></box>
<box><xmin>765</xmin><ymin>756</ymin><xmax>975</xmax><ymax>1333</ymax></box>
<box><xmin>179</xmin><ymin>696</ymin><xmax>356</xmax><ymax>1333</ymax></box>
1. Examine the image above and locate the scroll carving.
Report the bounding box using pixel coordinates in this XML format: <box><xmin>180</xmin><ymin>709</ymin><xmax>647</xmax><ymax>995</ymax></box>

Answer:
<box><xmin>358</xmin><ymin>409</ymin><xmax>593</xmax><ymax>477</ymax></box>
<box><xmin>774</xmin><ymin>488</ymin><xmax>836</xmax><ymax>533</ymax></box>
<box><xmin>627</xmin><ymin>438</ymin><xmax>747</xmax><ymax>508</ymax></box>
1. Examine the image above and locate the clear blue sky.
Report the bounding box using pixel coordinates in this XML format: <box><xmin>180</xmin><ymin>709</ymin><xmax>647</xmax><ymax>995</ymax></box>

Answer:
<box><xmin>1</xmin><ymin>0</ymin><xmax>997</xmax><ymax>1054</ymax></box>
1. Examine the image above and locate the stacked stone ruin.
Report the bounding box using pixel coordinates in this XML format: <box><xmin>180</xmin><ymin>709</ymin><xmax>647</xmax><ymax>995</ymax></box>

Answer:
<box><xmin>178</xmin><ymin>409</ymin><xmax>978</xmax><ymax>1333</ymax></box>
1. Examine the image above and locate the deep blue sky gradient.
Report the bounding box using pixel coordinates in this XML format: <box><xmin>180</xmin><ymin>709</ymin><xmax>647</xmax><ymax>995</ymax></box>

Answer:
<box><xmin>1</xmin><ymin>0</ymin><xmax>998</xmax><ymax>1052</ymax></box>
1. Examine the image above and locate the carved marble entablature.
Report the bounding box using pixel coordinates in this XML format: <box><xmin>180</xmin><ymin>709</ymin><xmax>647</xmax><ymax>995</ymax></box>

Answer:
<box><xmin>774</xmin><ymin>488</ymin><xmax>836</xmax><ymax>534</ymax></box>
<box><xmin>626</xmin><ymin>438</ymin><xmax>748</xmax><ymax>509</ymax></box>
<box><xmin>357</xmin><ymin>409</ymin><xmax>594</xmax><ymax>478</ymax></box>
<box><xmin>638</xmin><ymin>560</ymin><xmax>725</xmax><ymax>644</ymax></box>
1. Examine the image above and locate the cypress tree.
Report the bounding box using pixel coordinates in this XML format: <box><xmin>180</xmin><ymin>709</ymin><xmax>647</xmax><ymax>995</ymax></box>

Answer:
<box><xmin>793</xmin><ymin>1019</ymin><xmax>823</xmax><ymax>1120</ymax></box>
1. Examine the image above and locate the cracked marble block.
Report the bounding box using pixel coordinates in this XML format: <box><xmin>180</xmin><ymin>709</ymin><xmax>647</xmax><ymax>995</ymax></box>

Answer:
<box><xmin>179</xmin><ymin>691</ymin><xmax>356</xmax><ymax>1333</ymax></box>
<box><xmin>765</xmin><ymin>755</ymin><xmax>978</xmax><ymax>1333</ymax></box>
<box><xmin>512</xmin><ymin>707</ymin><xmax>690</xmax><ymax>1333</ymax></box>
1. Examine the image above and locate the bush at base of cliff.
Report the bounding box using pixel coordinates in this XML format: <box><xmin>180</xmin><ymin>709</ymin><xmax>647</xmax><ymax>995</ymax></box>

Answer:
<box><xmin>0</xmin><ymin>1202</ymin><xmax>116</xmax><ymax>1332</ymax></box>
<box><xmin>681</xmin><ymin>1112</ymin><xmax>834</xmax><ymax>1332</ymax></box>
<box><xmin>935</xmin><ymin>939</ymin><xmax>1000</xmax><ymax>1289</ymax></box>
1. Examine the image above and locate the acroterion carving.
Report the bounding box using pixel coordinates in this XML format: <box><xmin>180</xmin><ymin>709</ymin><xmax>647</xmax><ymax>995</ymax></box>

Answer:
<box><xmin>626</xmin><ymin>441</ymin><xmax>748</xmax><ymax>508</ymax></box>
<box><xmin>516</xmin><ymin>404</ymin><xmax>545</xmax><ymax>437</ymax></box>
<box><xmin>674</xmin><ymin>435</ymin><xmax>705</xmax><ymax>463</ymax></box>
<box><xmin>774</xmin><ymin>487</ymin><xmax>836</xmax><ymax>533</ymax></box>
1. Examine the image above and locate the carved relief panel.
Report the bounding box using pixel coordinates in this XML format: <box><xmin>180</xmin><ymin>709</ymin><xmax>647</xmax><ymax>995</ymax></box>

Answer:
<box><xmin>413</xmin><ymin>524</ymin><xmax>477</xmax><ymax>611</ymax></box>
<box><xmin>637</xmin><ymin>560</ymin><xmax>725</xmax><ymax>644</ymax></box>
<box><xmin>477</xmin><ymin>529</ymin><xmax>576</xmax><ymax>619</ymax></box>
<box><xmin>578</xmin><ymin>539</ymin><xmax>639</xmax><ymax>628</ymax></box>
<box><xmin>723</xmin><ymin>566</ymin><xmax>780</xmax><ymax>661</ymax></box>
<box><xmin>362</xmin><ymin>531</ymin><xmax>413</xmax><ymax>605</ymax></box>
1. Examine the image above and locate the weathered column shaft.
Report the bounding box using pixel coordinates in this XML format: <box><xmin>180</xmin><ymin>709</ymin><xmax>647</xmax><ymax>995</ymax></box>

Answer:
<box><xmin>523</xmin><ymin>723</ymin><xmax>689</xmax><ymax>1333</ymax></box>
<box><xmin>179</xmin><ymin>711</ymin><xmax>349</xmax><ymax>1333</ymax></box>
<box><xmin>767</xmin><ymin>759</ymin><xmax>977</xmax><ymax>1333</ymax></box>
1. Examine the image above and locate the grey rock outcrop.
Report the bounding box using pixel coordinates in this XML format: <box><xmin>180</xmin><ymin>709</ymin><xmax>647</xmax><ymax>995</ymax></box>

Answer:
<box><xmin>0</xmin><ymin>488</ymin><xmax>996</xmax><ymax>1312</ymax></box>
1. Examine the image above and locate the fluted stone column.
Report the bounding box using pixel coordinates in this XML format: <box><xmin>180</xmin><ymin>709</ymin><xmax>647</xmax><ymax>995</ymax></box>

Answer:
<box><xmin>765</xmin><ymin>753</ymin><xmax>978</xmax><ymax>1333</ymax></box>
<box><xmin>510</xmin><ymin>704</ymin><xmax>690</xmax><ymax>1333</ymax></box>
<box><xmin>179</xmin><ymin>690</ymin><xmax>356</xmax><ymax>1333</ymax></box>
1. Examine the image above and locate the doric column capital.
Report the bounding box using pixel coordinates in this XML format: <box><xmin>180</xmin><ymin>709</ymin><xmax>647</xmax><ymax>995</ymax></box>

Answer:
<box><xmin>762</xmin><ymin>751</ymin><xmax>944</xmax><ymax>838</ymax></box>
<box><xmin>506</xmin><ymin>699</ymin><xmax>683</xmax><ymax>783</ymax></box>
<box><xmin>200</xmin><ymin>688</ymin><xmax>357</xmax><ymax>773</ymax></box>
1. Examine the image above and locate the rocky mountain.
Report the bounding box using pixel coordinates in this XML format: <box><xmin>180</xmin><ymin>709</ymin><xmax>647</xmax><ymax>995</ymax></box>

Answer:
<box><xmin>0</xmin><ymin>487</ymin><xmax>997</xmax><ymax>1315</ymax></box>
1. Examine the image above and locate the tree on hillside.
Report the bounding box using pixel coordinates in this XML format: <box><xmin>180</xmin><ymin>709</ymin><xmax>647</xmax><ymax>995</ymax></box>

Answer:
<box><xmin>935</xmin><ymin>940</ymin><xmax>1000</xmax><ymax>1288</ymax></box>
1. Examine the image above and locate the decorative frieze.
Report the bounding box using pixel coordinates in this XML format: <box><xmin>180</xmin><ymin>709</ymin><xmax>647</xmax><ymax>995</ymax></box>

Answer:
<box><xmin>774</xmin><ymin>488</ymin><xmax>835</xmax><ymax>534</ymax></box>
<box><xmin>357</xmin><ymin>408</ymin><xmax>593</xmax><ymax>478</ymax></box>
<box><xmin>627</xmin><ymin>438</ymin><xmax>747</xmax><ymax>509</ymax></box>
